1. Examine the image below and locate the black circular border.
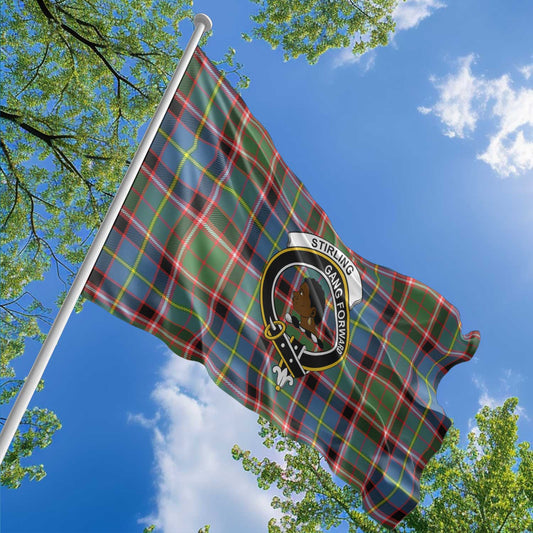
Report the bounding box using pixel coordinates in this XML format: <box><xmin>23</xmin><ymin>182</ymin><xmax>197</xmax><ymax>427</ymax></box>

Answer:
<box><xmin>260</xmin><ymin>248</ymin><xmax>350</xmax><ymax>371</ymax></box>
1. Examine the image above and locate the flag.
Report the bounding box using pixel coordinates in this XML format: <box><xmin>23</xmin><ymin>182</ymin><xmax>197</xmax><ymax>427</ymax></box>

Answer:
<box><xmin>83</xmin><ymin>47</ymin><xmax>480</xmax><ymax>528</ymax></box>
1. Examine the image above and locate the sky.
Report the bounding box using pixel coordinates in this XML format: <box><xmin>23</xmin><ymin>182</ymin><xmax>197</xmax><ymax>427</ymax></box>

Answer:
<box><xmin>2</xmin><ymin>1</ymin><xmax>533</xmax><ymax>532</ymax></box>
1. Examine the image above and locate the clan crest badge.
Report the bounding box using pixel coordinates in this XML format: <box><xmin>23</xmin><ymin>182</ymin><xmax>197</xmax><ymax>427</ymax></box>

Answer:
<box><xmin>260</xmin><ymin>233</ymin><xmax>362</xmax><ymax>390</ymax></box>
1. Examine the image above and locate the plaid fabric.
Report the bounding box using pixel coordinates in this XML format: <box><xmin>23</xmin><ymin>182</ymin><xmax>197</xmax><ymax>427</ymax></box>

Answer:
<box><xmin>83</xmin><ymin>47</ymin><xmax>480</xmax><ymax>528</ymax></box>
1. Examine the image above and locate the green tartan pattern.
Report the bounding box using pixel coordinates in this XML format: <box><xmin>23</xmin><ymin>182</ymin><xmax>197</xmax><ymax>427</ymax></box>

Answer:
<box><xmin>84</xmin><ymin>47</ymin><xmax>480</xmax><ymax>528</ymax></box>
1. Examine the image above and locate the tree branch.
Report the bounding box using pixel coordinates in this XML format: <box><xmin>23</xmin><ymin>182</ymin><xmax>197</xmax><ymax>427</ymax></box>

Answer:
<box><xmin>1</xmin><ymin>108</ymin><xmax>112</xmax><ymax>207</ymax></box>
<box><xmin>1</xmin><ymin>137</ymin><xmax>60</xmax><ymax>217</ymax></box>
<box><xmin>15</xmin><ymin>43</ymin><xmax>51</xmax><ymax>97</ymax></box>
<box><xmin>1</xmin><ymin>109</ymin><xmax>76</xmax><ymax>143</ymax></box>
<box><xmin>496</xmin><ymin>506</ymin><xmax>516</xmax><ymax>533</ymax></box>
<box><xmin>34</xmin><ymin>0</ymin><xmax>148</xmax><ymax>98</ymax></box>
<box><xmin>347</xmin><ymin>0</ymin><xmax>372</xmax><ymax>21</ymax></box>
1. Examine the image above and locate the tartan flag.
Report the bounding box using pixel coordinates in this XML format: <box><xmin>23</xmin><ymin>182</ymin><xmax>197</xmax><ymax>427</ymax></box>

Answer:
<box><xmin>83</xmin><ymin>47</ymin><xmax>480</xmax><ymax>528</ymax></box>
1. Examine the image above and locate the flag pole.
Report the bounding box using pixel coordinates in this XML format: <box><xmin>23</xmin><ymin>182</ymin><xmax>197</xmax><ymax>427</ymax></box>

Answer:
<box><xmin>0</xmin><ymin>13</ymin><xmax>213</xmax><ymax>464</ymax></box>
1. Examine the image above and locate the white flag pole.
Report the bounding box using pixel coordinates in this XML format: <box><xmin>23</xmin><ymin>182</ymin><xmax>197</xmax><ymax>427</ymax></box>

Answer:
<box><xmin>0</xmin><ymin>13</ymin><xmax>213</xmax><ymax>464</ymax></box>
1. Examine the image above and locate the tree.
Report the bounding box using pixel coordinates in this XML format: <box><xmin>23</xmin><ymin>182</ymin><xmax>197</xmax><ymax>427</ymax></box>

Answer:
<box><xmin>0</xmin><ymin>403</ymin><xmax>61</xmax><ymax>489</ymax></box>
<box><xmin>0</xmin><ymin>0</ymin><xmax>248</xmax><ymax>487</ymax></box>
<box><xmin>405</xmin><ymin>398</ymin><xmax>533</xmax><ymax>533</ymax></box>
<box><xmin>244</xmin><ymin>0</ymin><xmax>399</xmax><ymax>64</ymax></box>
<box><xmin>232</xmin><ymin>398</ymin><xmax>533</xmax><ymax>532</ymax></box>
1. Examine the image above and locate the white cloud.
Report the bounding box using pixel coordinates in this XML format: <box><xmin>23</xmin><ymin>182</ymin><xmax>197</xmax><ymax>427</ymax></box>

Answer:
<box><xmin>520</xmin><ymin>63</ymin><xmax>533</xmax><ymax>80</ymax></box>
<box><xmin>477</xmin><ymin>75</ymin><xmax>533</xmax><ymax>176</ymax></box>
<box><xmin>472</xmin><ymin>375</ymin><xmax>501</xmax><ymax>410</ymax></box>
<box><xmin>417</xmin><ymin>105</ymin><xmax>432</xmax><ymax>115</ymax></box>
<box><xmin>479</xmin><ymin>129</ymin><xmax>533</xmax><ymax>177</ymax></box>
<box><xmin>127</xmin><ymin>411</ymin><xmax>160</xmax><ymax>429</ymax></box>
<box><xmin>423</xmin><ymin>54</ymin><xmax>482</xmax><ymax>139</ymax></box>
<box><xmin>332</xmin><ymin>47</ymin><xmax>377</xmax><ymax>71</ymax></box>
<box><xmin>132</xmin><ymin>354</ymin><xmax>282</xmax><ymax>533</ymax></box>
<box><xmin>393</xmin><ymin>0</ymin><xmax>446</xmax><ymax>31</ymax></box>
<box><xmin>333</xmin><ymin>0</ymin><xmax>445</xmax><ymax>68</ymax></box>
<box><xmin>472</xmin><ymin>371</ymin><xmax>529</xmax><ymax>421</ymax></box>
<box><xmin>468</xmin><ymin>371</ymin><xmax>529</xmax><ymax>448</ymax></box>
<box><xmin>420</xmin><ymin>56</ymin><xmax>533</xmax><ymax>177</ymax></box>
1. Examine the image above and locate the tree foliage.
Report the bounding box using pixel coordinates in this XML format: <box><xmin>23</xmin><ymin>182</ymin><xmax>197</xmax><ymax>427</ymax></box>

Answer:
<box><xmin>233</xmin><ymin>398</ymin><xmax>532</xmax><ymax>532</ymax></box>
<box><xmin>244</xmin><ymin>0</ymin><xmax>399</xmax><ymax>64</ymax></box>
<box><xmin>1</xmin><ymin>392</ymin><xmax>61</xmax><ymax>489</ymax></box>
<box><xmin>406</xmin><ymin>398</ymin><xmax>533</xmax><ymax>533</ymax></box>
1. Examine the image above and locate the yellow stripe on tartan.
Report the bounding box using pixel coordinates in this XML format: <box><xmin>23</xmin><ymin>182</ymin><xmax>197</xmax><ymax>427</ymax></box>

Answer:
<box><xmin>367</xmin><ymin>477</ymin><xmax>417</xmax><ymax>517</ymax></box>
<box><xmin>102</xmin><ymin>244</ymin><xmax>203</xmax><ymax>322</ymax></box>
<box><xmin>348</xmin><ymin>262</ymin><xmax>381</xmax><ymax>344</ymax></box>
<box><xmin>355</xmin><ymin>264</ymin><xmax>441</xmax><ymax>389</ymax></box>
<box><xmin>215</xmin><ymin>180</ymin><xmax>305</xmax><ymax>386</ymax></box>
<box><xmin>352</xmin><ymin>321</ymin><xmax>437</xmax><ymax>392</ymax></box>
<box><xmin>358</xmin><ymin>267</ymin><xmax>438</xmax><ymax>516</ymax></box>
<box><xmin>110</xmin><ymin>74</ymin><xmax>225</xmax><ymax>313</ymax></box>
<box><xmin>366</xmin><ymin>414</ymin><xmax>427</xmax><ymax>516</ymax></box>
<box><xmin>101</xmin><ymin>245</ymin><xmax>277</xmax><ymax>390</ymax></box>
<box><xmin>427</xmin><ymin>322</ymin><xmax>461</xmax><ymax>381</ymax></box>
<box><xmin>160</xmin><ymin>117</ymin><xmax>285</xmax><ymax>252</ymax></box>
<box><xmin>312</xmin><ymin>359</ymin><xmax>346</xmax><ymax>448</ymax></box>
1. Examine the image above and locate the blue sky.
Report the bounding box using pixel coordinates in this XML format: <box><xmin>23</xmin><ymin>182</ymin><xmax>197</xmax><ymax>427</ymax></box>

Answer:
<box><xmin>2</xmin><ymin>1</ymin><xmax>532</xmax><ymax>531</ymax></box>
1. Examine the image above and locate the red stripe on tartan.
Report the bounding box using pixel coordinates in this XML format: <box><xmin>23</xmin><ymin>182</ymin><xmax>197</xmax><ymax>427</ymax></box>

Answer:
<box><xmin>185</xmin><ymin>78</ymin><xmax>329</xmax><ymax>240</ymax></box>
<box><xmin>89</xmin><ymin>176</ymin><xmax>152</xmax><ymax>307</ymax></box>
<box><xmin>198</xmin><ymin>57</ymin><xmax>323</xmax><ymax>232</ymax></box>
<box><xmin>361</xmin><ymin>257</ymin><xmax>472</xmax><ymax>363</ymax></box>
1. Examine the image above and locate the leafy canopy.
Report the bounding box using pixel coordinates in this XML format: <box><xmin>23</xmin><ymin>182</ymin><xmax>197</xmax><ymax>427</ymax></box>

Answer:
<box><xmin>244</xmin><ymin>0</ymin><xmax>399</xmax><ymax>64</ymax></box>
